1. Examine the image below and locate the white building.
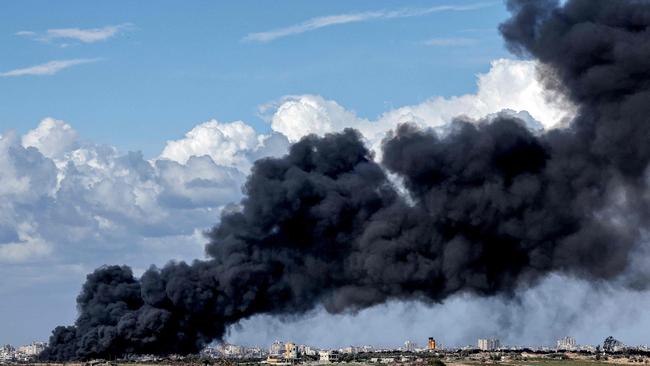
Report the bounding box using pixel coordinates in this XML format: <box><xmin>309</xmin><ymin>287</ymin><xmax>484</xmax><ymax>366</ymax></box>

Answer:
<box><xmin>557</xmin><ymin>337</ymin><xmax>577</xmax><ymax>350</ymax></box>
<box><xmin>359</xmin><ymin>345</ymin><xmax>375</xmax><ymax>353</ymax></box>
<box><xmin>221</xmin><ymin>343</ymin><xmax>244</xmax><ymax>357</ymax></box>
<box><xmin>301</xmin><ymin>345</ymin><xmax>317</xmax><ymax>356</ymax></box>
<box><xmin>266</xmin><ymin>355</ymin><xmax>292</xmax><ymax>366</ymax></box>
<box><xmin>0</xmin><ymin>345</ymin><xmax>15</xmax><ymax>362</ymax></box>
<box><xmin>478</xmin><ymin>338</ymin><xmax>500</xmax><ymax>351</ymax></box>
<box><xmin>1</xmin><ymin>342</ymin><xmax>46</xmax><ymax>361</ymax></box>
<box><xmin>370</xmin><ymin>357</ymin><xmax>395</xmax><ymax>363</ymax></box>
<box><xmin>404</xmin><ymin>340</ymin><xmax>416</xmax><ymax>352</ymax></box>
<box><xmin>319</xmin><ymin>350</ymin><xmax>340</xmax><ymax>363</ymax></box>
<box><xmin>285</xmin><ymin>342</ymin><xmax>298</xmax><ymax>359</ymax></box>
<box><xmin>270</xmin><ymin>340</ymin><xmax>285</xmax><ymax>356</ymax></box>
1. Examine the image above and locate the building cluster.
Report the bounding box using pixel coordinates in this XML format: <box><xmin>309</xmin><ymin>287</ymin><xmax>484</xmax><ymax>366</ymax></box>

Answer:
<box><xmin>403</xmin><ymin>341</ymin><xmax>416</xmax><ymax>352</ymax></box>
<box><xmin>264</xmin><ymin>340</ymin><xmax>320</xmax><ymax>365</ymax></box>
<box><xmin>201</xmin><ymin>336</ymin><xmax>444</xmax><ymax>365</ymax></box>
<box><xmin>557</xmin><ymin>336</ymin><xmax>577</xmax><ymax>350</ymax></box>
<box><xmin>478</xmin><ymin>338</ymin><xmax>501</xmax><ymax>351</ymax></box>
<box><xmin>266</xmin><ymin>340</ymin><xmax>336</xmax><ymax>365</ymax></box>
<box><xmin>340</xmin><ymin>345</ymin><xmax>376</xmax><ymax>354</ymax></box>
<box><xmin>200</xmin><ymin>335</ymin><xmax>643</xmax><ymax>364</ymax></box>
<box><xmin>264</xmin><ymin>336</ymin><xmax>448</xmax><ymax>364</ymax></box>
<box><xmin>398</xmin><ymin>337</ymin><xmax>441</xmax><ymax>353</ymax></box>
<box><xmin>4</xmin><ymin>334</ymin><xmax>647</xmax><ymax>364</ymax></box>
<box><xmin>0</xmin><ymin>342</ymin><xmax>46</xmax><ymax>362</ymax></box>
<box><xmin>200</xmin><ymin>343</ymin><xmax>267</xmax><ymax>359</ymax></box>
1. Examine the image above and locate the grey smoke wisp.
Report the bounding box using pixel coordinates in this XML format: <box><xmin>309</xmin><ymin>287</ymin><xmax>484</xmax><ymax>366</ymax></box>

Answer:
<box><xmin>41</xmin><ymin>0</ymin><xmax>650</xmax><ymax>360</ymax></box>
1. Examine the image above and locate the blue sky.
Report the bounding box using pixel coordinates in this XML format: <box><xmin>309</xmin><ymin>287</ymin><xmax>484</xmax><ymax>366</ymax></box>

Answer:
<box><xmin>1</xmin><ymin>0</ymin><xmax>508</xmax><ymax>156</ymax></box>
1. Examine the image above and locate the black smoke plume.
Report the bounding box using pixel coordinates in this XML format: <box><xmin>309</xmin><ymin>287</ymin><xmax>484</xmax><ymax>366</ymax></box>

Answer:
<box><xmin>41</xmin><ymin>0</ymin><xmax>650</xmax><ymax>360</ymax></box>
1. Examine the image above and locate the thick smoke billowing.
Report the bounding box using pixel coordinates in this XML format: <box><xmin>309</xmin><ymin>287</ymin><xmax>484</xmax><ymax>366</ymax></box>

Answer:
<box><xmin>42</xmin><ymin>0</ymin><xmax>650</xmax><ymax>360</ymax></box>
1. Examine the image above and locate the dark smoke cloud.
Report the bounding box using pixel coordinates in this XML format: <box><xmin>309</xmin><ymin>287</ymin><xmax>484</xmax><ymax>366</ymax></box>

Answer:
<box><xmin>42</xmin><ymin>0</ymin><xmax>650</xmax><ymax>360</ymax></box>
<box><xmin>501</xmin><ymin>0</ymin><xmax>650</xmax><ymax>178</ymax></box>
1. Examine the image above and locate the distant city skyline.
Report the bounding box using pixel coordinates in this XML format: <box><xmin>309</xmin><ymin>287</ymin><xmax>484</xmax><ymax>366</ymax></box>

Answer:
<box><xmin>3</xmin><ymin>333</ymin><xmax>650</xmax><ymax>363</ymax></box>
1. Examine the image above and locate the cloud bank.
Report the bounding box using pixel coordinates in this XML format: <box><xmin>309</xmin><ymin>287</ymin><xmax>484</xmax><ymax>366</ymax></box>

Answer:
<box><xmin>268</xmin><ymin>59</ymin><xmax>574</xmax><ymax>151</ymax></box>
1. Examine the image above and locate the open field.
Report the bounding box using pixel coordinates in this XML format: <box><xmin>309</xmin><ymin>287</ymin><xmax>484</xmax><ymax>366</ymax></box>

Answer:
<box><xmin>447</xmin><ymin>360</ymin><xmax>627</xmax><ymax>366</ymax></box>
<box><xmin>446</xmin><ymin>355</ymin><xmax>649</xmax><ymax>366</ymax></box>
<box><xmin>24</xmin><ymin>357</ymin><xmax>650</xmax><ymax>366</ymax></box>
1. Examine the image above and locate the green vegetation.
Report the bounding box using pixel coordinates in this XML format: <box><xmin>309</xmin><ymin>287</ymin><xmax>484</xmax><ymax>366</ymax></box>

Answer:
<box><xmin>428</xmin><ymin>358</ymin><xmax>446</xmax><ymax>366</ymax></box>
<box><xmin>450</xmin><ymin>355</ymin><xmax>633</xmax><ymax>366</ymax></box>
<box><xmin>500</xmin><ymin>358</ymin><xmax>627</xmax><ymax>366</ymax></box>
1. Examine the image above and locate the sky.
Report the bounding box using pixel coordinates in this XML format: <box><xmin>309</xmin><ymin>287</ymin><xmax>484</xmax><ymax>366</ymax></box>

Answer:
<box><xmin>1</xmin><ymin>0</ymin><xmax>649</xmax><ymax>350</ymax></box>
<box><xmin>1</xmin><ymin>0</ymin><xmax>509</xmax><ymax>156</ymax></box>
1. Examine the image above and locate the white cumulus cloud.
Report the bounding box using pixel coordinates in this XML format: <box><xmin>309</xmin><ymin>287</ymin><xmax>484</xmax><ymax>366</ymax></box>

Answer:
<box><xmin>22</xmin><ymin>117</ymin><xmax>80</xmax><ymax>159</ymax></box>
<box><xmin>269</xmin><ymin>95</ymin><xmax>363</xmax><ymax>142</ymax></box>
<box><xmin>0</xmin><ymin>221</ymin><xmax>53</xmax><ymax>264</ymax></box>
<box><xmin>0</xmin><ymin>117</ymin><xmax>288</xmax><ymax>272</ymax></box>
<box><xmin>266</xmin><ymin>59</ymin><xmax>576</xmax><ymax>152</ymax></box>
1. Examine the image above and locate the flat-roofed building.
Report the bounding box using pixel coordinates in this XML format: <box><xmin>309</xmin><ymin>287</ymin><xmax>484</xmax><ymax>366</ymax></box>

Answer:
<box><xmin>478</xmin><ymin>338</ymin><xmax>500</xmax><ymax>351</ymax></box>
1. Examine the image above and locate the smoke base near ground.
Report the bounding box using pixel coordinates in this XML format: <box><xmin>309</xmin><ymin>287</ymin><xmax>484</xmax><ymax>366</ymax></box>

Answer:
<box><xmin>41</xmin><ymin>0</ymin><xmax>650</xmax><ymax>360</ymax></box>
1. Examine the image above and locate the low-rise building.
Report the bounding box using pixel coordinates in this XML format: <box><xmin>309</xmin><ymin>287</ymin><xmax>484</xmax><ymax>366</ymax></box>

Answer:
<box><xmin>319</xmin><ymin>350</ymin><xmax>340</xmax><ymax>363</ymax></box>
<box><xmin>301</xmin><ymin>345</ymin><xmax>317</xmax><ymax>356</ymax></box>
<box><xmin>266</xmin><ymin>355</ymin><xmax>292</xmax><ymax>365</ymax></box>
<box><xmin>370</xmin><ymin>357</ymin><xmax>395</xmax><ymax>363</ymax></box>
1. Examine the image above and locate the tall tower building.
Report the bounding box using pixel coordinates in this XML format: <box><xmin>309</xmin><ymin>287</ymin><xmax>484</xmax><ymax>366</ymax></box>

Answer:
<box><xmin>285</xmin><ymin>342</ymin><xmax>297</xmax><ymax>359</ymax></box>
<box><xmin>269</xmin><ymin>340</ymin><xmax>284</xmax><ymax>356</ymax></box>
<box><xmin>404</xmin><ymin>341</ymin><xmax>416</xmax><ymax>352</ymax></box>
<box><xmin>428</xmin><ymin>337</ymin><xmax>437</xmax><ymax>350</ymax></box>
<box><xmin>557</xmin><ymin>337</ymin><xmax>577</xmax><ymax>350</ymax></box>
<box><xmin>478</xmin><ymin>338</ymin><xmax>500</xmax><ymax>351</ymax></box>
